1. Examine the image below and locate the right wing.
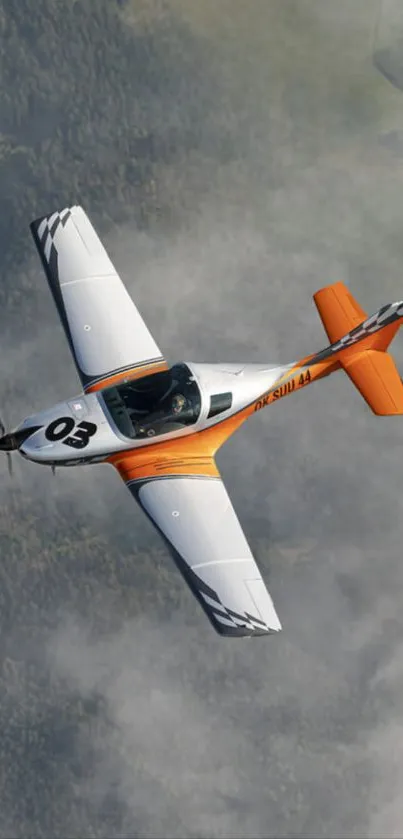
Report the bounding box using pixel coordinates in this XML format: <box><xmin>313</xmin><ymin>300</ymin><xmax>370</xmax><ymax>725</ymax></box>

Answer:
<box><xmin>30</xmin><ymin>205</ymin><xmax>167</xmax><ymax>392</ymax></box>
<box><xmin>123</xmin><ymin>467</ymin><xmax>281</xmax><ymax>637</ymax></box>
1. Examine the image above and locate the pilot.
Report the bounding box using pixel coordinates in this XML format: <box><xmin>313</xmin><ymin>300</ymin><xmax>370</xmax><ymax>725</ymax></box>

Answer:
<box><xmin>171</xmin><ymin>393</ymin><xmax>187</xmax><ymax>415</ymax></box>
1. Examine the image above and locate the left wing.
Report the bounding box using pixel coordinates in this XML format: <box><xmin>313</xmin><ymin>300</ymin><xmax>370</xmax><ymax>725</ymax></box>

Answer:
<box><xmin>125</xmin><ymin>471</ymin><xmax>281</xmax><ymax>637</ymax></box>
<box><xmin>30</xmin><ymin>205</ymin><xmax>167</xmax><ymax>392</ymax></box>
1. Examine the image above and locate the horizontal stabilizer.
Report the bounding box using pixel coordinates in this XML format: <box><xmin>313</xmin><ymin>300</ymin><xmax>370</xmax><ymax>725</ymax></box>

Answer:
<box><xmin>313</xmin><ymin>282</ymin><xmax>368</xmax><ymax>344</ymax></box>
<box><xmin>343</xmin><ymin>350</ymin><xmax>403</xmax><ymax>415</ymax></box>
<box><xmin>313</xmin><ymin>281</ymin><xmax>403</xmax><ymax>415</ymax></box>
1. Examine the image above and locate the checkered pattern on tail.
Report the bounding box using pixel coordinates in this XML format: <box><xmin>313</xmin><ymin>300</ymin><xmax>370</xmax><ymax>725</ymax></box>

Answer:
<box><xmin>311</xmin><ymin>300</ymin><xmax>403</xmax><ymax>364</ymax></box>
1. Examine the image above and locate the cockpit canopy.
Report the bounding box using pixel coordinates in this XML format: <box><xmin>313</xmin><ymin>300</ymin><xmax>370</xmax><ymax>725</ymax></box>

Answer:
<box><xmin>102</xmin><ymin>363</ymin><xmax>202</xmax><ymax>441</ymax></box>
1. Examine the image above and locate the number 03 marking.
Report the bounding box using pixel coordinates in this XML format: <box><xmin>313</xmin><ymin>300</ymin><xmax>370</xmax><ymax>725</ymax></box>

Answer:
<box><xmin>45</xmin><ymin>417</ymin><xmax>97</xmax><ymax>449</ymax></box>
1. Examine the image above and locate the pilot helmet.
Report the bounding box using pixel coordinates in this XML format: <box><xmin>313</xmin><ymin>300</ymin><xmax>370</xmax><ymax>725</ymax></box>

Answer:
<box><xmin>172</xmin><ymin>393</ymin><xmax>186</xmax><ymax>414</ymax></box>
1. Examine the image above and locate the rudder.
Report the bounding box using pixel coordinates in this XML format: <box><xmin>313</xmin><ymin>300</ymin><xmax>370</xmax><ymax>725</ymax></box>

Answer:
<box><xmin>313</xmin><ymin>282</ymin><xmax>403</xmax><ymax>415</ymax></box>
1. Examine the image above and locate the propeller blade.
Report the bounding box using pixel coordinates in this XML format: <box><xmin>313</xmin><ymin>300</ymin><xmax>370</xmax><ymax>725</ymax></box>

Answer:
<box><xmin>0</xmin><ymin>416</ymin><xmax>12</xmax><ymax>474</ymax></box>
<box><xmin>0</xmin><ymin>420</ymin><xmax>41</xmax><ymax>475</ymax></box>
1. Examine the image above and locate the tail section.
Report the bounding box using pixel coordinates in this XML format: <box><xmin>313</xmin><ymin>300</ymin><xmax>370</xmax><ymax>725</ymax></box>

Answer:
<box><xmin>314</xmin><ymin>282</ymin><xmax>368</xmax><ymax>343</ymax></box>
<box><xmin>313</xmin><ymin>282</ymin><xmax>403</xmax><ymax>415</ymax></box>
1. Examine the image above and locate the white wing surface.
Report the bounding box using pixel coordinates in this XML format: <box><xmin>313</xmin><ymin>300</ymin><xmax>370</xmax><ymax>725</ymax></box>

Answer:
<box><xmin>30</xmin><ymin>206</ymin><xmax>167</xmax><ymax>392</ymax></box>
<box><xmin>127</xmin><ymin>474</ymin><xmax>281</xmax><ymax>637</ymax></box>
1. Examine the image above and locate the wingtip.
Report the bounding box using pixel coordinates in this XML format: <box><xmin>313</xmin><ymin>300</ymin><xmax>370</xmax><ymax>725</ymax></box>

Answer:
<box><xmin>271</xmin><ymin>614</ymin><xmax>282</xmax><ymax>633</ymax></box>
<box><xmin>29</xmin><ymin>216</ymin><xmax>44</xmax><ymax>235</ymax></box>
<box><xmin>30</xmin><ymin>206</ymin><xmax>77</xmax><ymax>233</ymax></box>
<box><xmin>211</xmin><ymin>617</ymin><xmax>282</xmax><ymax>638</ymax></box>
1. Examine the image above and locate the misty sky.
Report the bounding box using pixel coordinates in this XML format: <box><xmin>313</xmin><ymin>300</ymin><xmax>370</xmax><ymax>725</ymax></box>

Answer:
<box><xmin>3</xmin><ymin>1</ymin><xmax>403</xmax><ymax>837</ymax></box>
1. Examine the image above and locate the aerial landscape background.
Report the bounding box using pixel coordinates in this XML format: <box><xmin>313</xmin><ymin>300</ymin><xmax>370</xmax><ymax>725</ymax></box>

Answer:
<box><xmin>1</xmin><ymin>0</ymin><xmax>403</xmax><ymax>836</ymax></box>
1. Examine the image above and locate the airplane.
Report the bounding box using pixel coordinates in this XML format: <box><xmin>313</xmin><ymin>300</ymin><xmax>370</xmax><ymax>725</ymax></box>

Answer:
<box><xmin>2</xmin><ymin>205</ymin><xmax>403</xmax><ymax>638</ymax></box>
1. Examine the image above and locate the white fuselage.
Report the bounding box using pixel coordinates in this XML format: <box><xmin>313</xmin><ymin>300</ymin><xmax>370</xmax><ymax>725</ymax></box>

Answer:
<box><xmin>17</xmin><ymin>361</ymin><xmax>290</xmax><ymax>466</ymax></box>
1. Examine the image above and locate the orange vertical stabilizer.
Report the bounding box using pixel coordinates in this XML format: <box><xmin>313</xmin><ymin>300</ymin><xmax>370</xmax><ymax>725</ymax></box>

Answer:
<box><xmin>313</xmin><ymin>282</ymin><xmax>403</xmax><ymax>415</ymax></box>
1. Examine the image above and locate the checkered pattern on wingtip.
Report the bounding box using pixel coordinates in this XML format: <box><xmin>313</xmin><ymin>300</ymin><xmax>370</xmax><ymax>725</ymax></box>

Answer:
<box><xmin>34</xmin><ymin>208</ymin><xmax>72</xmax><ymax>265</ymax></box>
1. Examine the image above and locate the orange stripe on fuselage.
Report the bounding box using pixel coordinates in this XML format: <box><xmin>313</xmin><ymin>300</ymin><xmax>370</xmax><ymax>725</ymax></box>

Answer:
<box><xmin>108</xmin><ymin>354</ymin><xmax>340</xmax><ymax>483</ymax></box>
<box><xmin>107</xmin><ymin>401</ymin><xmax>254</xmax><ymax>482</ymax></box>
<box><xmin>85</xmin><ymin>360</ymin><xmax>169</xmax><ymax>393</ymax></box>
<box><xmin>109</xmin><ymin>446</ymin><xmax>220</xmax><ymax>483</ymax></box>
<box><xmin>252</xmin><ymin>355</ymin><xmax>340</xmax><ymax>415</ymax></box>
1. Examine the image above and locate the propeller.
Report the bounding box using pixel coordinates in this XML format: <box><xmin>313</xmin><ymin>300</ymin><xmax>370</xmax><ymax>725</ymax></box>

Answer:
<box><xmin>0</xmin><ymin>416</ymin><xmax>13</xmax><ymax>476</ymax></box>
<box><xmin>0</xmin><ymin>419</ymin><xmax>44</xmax><ymax>476</ymax></box>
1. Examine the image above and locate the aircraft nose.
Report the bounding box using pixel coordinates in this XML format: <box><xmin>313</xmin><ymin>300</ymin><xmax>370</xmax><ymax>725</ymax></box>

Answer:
<box><xmin>0</xmin><ymin>426</ymin><xmax>42</xmax><ymax>451</ymax></box>
<box><xmin>0</xmin><ymin>432</ymin><xmax>17</xmax><ymax>451</ymax></box>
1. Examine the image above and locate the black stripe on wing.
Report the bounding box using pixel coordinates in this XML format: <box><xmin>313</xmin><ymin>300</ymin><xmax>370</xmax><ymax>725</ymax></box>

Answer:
<box><xmin>30</xmin><ymin>212</ymin><xmax>88</xmax><ymax>388</ymax></box>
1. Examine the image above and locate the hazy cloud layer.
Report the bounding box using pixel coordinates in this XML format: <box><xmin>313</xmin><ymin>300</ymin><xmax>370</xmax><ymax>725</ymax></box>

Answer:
<box><xmin>3</xmin><ymin>1</ymin><xmax>403</xmax><ymax>836</ymax></box>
